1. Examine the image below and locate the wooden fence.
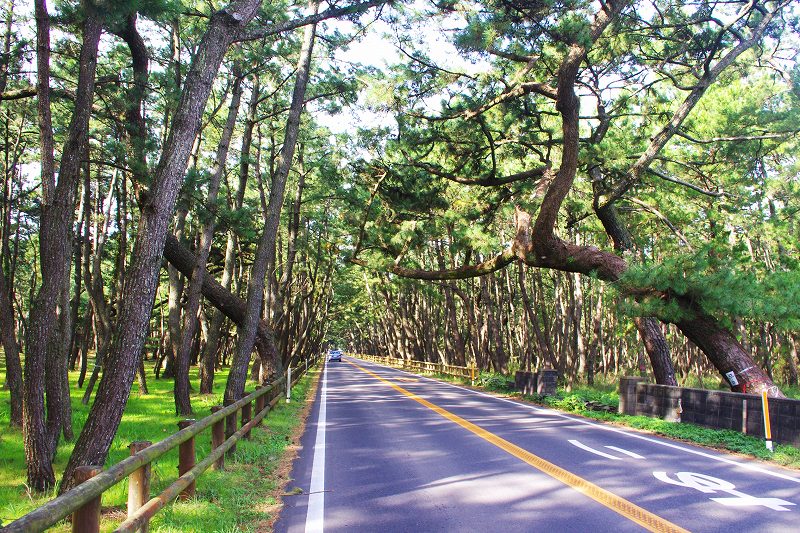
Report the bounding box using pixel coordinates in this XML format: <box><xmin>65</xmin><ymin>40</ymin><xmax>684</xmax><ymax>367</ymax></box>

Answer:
<box><xmin>351</xmin><ymin>354</ymin><xmax>476</xmax><ymax>382</ymax></box>
<box><xmin>2</xmin><ymin>357</ymin><xmax>317</xmax><ymax>533</ymax></box>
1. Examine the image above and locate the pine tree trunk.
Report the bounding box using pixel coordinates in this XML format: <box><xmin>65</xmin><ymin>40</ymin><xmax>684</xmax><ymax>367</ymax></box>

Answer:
<box><xmin>594</xmin><ymin>200</ymin><xmax>678</xmax><ymax>386</ymax></box>
<box><xmin>174</xmin><ymin>67</ymin><xmax>244</xmax><ymax>415</ymax></box>
<box><xmin>25</xmin><ymin>7</ymin><xmax>102</xmax><ymax>491</ymax></box>
<box><xmin>0</xmin><ymin>267</ymin><xmax>22</xmax><ymax>426</ymax></box>
<box><xmin>59</xmin><ymin>0</ymin><xmax>264</xmax><ymax>494</ymax></box>
<box><xmin>201</xmin><ymin>77</ymin><xmax>259</xmax><ymax>393</ymax></box>
<box><xmin>225</xmin><ymin>4</ymin><xmax>318</xmax><ymax>403</ymax></box>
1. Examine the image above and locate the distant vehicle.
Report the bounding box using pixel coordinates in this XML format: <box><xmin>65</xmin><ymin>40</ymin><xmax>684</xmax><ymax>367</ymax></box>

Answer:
<box><xmin>327</xmin><ymin>349</ymin><xmax>342</xmax><ymax>362</ymax></box>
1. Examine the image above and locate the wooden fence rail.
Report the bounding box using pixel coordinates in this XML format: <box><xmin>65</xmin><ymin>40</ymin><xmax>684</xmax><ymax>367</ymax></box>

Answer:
<box><xmin>351</xmin><ymin>354</ymin><xmax>476</xmax><ymax>381</ymax></box>
<box><xmin>2</xmin><ymin>357</ymin><xmax>317</xmax><ymax>533</ymax></box>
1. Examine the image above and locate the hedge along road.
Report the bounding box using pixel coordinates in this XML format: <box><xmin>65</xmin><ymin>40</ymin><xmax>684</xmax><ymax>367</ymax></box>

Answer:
<box><xmin>274</xmin><ymin>357</ymin><xmax>800</xmax><ymax>533</ymax></box>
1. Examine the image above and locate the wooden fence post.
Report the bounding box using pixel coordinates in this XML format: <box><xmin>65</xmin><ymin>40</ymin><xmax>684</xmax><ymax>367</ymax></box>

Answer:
<box><xmin>72</xmin><ymin>465</ymin><xmax>102</xmax><ymax>533</ymax></box>
<box><xmin>225</xmin><ymin>400</ymin><xmax>238</xmax><ymax>458</ymax></box>
<box><xmin>211</xmin><ymin>406</ymin><xmax>225</xmax><ymax>470</ymax></box>
<box><xmin>127</xmin><ymin>441</ymin><xmax>152</xmax><ymax>533</ymax></box>
<box><xmin>177</xmin><ymin>419</ymin><xmax>196</xmax><ymax>499</ymax></box>
<box><xmin>242</xmin><ymin>401</ymin><xmax>252</xmax><ymax>440</ymax></box>
<box><xmin>255</xmin><ymin>392</ymin><xmax>266</xmax><ymax>427</ymax></box>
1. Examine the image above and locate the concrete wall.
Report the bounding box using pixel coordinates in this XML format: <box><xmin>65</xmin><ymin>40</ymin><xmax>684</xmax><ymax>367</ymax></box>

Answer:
<box><xmin>619</xmin><ymin>377</ymin><xmax>800</xmax><ymax>447</ymax></box>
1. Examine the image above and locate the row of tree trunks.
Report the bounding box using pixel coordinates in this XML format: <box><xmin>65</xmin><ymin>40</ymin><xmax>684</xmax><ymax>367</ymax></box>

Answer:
<box><xmin>173</xmin><ymin>65</ymin><xmax>245</xmax><ymax>415</ymax></box>
<box><xmin>58</xmin><ymin>0</ymin><xmax>265</xmax><ymax>494</ymax></box>
<box><xmin>200</xmin><ymin>74</ymin><xmax>262</xmax><ymax>393</ymax></box>
<box><xmin>25</xmin><ymin>4</ymin><xmax>102</xmax><ymax>491</ymax></box>
<box><xmin>224</xmin><ymin>2</ymin><xmax>319</xmax><ymax>405</ymax></box>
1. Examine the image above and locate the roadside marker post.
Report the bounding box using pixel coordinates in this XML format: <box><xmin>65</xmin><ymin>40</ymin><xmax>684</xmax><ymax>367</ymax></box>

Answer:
<box><xmin>471</xmin><ymin>363</ymin><xmax>476</xmax><ymax>386</ymax></box>
<box><xmin>761</xmin><ymin>390</ymin><xmax>773</xmax><ymax>452</ymax></box>
<box><xmin>286</xmin><ymin>366</ymin><xmax>292</xmax><ymax>403</ymax></box>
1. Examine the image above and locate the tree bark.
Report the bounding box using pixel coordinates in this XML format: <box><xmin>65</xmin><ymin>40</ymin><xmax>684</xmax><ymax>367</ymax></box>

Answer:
<box><xmin>59</xmin><ymin>0</ymin><xmax>264</xmax><ymax>494</ymax></box>
<box><xmin>174</xmin><ymin>66</ymin><xmax>244</xmax><ymax>415</ymax></box>
<box><xmin>25</xmin><ymin>5</ymin><xmax>102</xmax><ymax>491</ymax></box>
<box><xmin>225</xmin><ymin>2</ymin><xmax>318</xmax><ymax>404</ymax></box>
<box><xmin>0</xmin><ymin>266</ymin><xmax>22</xmax><ymax>426</ymax></box>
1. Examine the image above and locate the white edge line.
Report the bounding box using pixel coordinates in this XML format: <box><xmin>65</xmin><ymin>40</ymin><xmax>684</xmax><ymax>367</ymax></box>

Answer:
<box><xmin>569</xmin><ymin>439</ymin><xmax>622</xmax><ymax>460</ymax></box>
<box><xmin>305</xmin><ymin>363</ymin><xmax>327</xmax><ymax>533</ymax></box>
<box><xmin>355</xmin><ymin>358</ymin><xmax>800</xmax><ymax>485</ymax></box>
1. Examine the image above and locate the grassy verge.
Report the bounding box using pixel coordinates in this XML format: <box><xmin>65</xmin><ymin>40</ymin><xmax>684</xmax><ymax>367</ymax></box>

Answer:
<box><xmin>393</xmin><ymin>366</ymin><xmax>800</xmax><ymax>470</ymax></box>
<box><xmin>1</xmin><ymin>357</ymin><xmax>317</xmax><ymax>532</ymax></box>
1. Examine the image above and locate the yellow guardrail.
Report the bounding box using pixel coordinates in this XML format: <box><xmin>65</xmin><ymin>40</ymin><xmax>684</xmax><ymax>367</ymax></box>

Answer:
<box><xmin>349</xmin><ymin>353</ymin><xmax>476</xmax><ymax>382</ymax></box>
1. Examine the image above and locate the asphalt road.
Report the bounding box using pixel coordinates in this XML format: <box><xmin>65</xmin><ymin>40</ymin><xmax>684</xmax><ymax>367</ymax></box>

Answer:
<box><xmin>274</xmin><ymin>357</ymin><xmax>800</xmax><ymax>532</ymax></box>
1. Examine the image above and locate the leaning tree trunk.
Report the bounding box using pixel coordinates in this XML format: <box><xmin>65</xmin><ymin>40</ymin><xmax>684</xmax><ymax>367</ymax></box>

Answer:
<box><xmin>25</xmin><ymin>5</ymin><xmax>102</xmax><ymax>492</ymax></box>
<box><xmin>201</xmin><ymin>75</ymin><xmax>260</xmax><ymax>393</ymax></box>
<box><xmin>174</xmin><ymin>66</ymin><xmax>244</xmax><ymax>415</ymax></box>
<box><xmin>59</xmin><ymin>1</ymin><xmax>264</xmax><ymax>494</ymax></box>
<box><xmin>162</xmin><ymin>234</ymin><xmax>279</xmax><ymax>365</ymax></box>
<box><xmin>225</xmin><ymin>3</ymin><xmax>318</xmax><ymax>404</ymax></box>
<box><xmin>675</xmin><ymin>311</ymin><xmax>779</xmax><ymax>394</ymax></box>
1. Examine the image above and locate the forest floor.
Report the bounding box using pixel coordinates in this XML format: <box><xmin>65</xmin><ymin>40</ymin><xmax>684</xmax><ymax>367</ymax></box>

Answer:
<box><xmin>0</xmin><ymin>354</ymin><xmax>317</xmax><ymax>532</ymax></box>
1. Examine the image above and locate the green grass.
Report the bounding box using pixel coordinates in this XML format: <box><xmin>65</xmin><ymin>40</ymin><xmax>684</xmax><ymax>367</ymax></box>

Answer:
<box><xmin>1</xmin><ymin>356</ymin><xmax>315</xmax><ymax>531</ymax></box>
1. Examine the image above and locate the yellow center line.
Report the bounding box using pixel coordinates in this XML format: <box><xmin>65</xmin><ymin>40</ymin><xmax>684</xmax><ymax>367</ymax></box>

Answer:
<box><xmin>347</xmin><ymin>360</ymin><xmax>688</xmax><ymax>533</ymax></box>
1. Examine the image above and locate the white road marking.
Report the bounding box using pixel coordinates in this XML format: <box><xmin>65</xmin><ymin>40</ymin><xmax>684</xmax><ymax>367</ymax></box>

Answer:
<box><xmin>605</xmin><ymin>446</ymin><xmax>645</xmax><ymax>459</ymax></box>
<box><xmin>305</xmin><ymin>363</ymin><xmax>328</xmax><ymax>533</ymax></box>
<box><xmin>359</xmin><ymin>360</ymin><xmax>800</xmax><ymax>485</ymax></box>
<box><xmin>569</xmin><ymin>439</ymin><xmax>622</xmax><ymax>460</ymax></box>
<box><xmin>654</xmin><ymin>471</ymin><xmax>796</xmax><ymax>511</ymax></box>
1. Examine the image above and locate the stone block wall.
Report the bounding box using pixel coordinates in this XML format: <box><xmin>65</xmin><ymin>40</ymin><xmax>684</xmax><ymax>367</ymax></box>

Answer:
<box><xmin>618</xmin><ymin>377</ymin><xmax>800</xmax><ymax>447</ymax></box>
<box><xmin>515</xmin><ymin>370</ymin><xmax>558</xmax><ymax>396</ymax></box>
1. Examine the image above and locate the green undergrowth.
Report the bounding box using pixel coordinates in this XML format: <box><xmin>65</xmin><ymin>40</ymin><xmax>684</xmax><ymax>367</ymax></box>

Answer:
<box><xmin>386</xmin><ymin>363</ymin><xmax>800</xmax><ymax>470</ymax></box>
<box><xmin>1</xmin><ymin>355</ymin><xmax>314</xmax><ymax>532</ymax></box>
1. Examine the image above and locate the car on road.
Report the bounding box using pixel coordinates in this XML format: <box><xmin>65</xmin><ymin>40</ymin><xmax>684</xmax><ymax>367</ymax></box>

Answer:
<box><xmin>327</xmin><ymin>349</ymin><xmax>342</xmax><ymax>362</ymax></box>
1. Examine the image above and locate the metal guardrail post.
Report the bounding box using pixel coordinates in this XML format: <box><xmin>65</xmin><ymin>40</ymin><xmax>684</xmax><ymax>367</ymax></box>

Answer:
<box><xmin>177</xmin><ymin>420</ymin><xmax>196</xmax><ymax>499</ymax></box>
<box><xmin>72</xmin><ymin>465</ymin><xmax>102</xmax><ymax>533</ymax></box>
<box><xmin>242</xmin><ymin>401</ymin><xmax>252</xmax><ymax>440</ymax></box>
<box><xmin>127</xmin><ymin>441</ymin><xmax>152</xmax><ymax>533</ymax></box>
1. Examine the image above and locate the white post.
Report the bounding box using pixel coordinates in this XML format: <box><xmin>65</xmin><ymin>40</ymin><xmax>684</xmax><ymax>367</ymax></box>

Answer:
<box><xmin>286</xmin><ymin>366</ymin><xmax>292</xmax><ymax>403</ymax></box>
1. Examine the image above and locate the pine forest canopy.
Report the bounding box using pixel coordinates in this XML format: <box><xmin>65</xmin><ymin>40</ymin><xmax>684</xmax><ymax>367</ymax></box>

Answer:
<box><xmin>0</xmin><ymin>0</ymin><xmax>798</xmax><ymax>496</ymax></box>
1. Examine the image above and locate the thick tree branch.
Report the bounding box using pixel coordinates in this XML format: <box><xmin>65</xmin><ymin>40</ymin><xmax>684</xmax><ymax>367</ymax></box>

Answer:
<box><xmin>236</xmin><ymin>0</ymin><xmax>389</xmax><ymax>42</ymax></box>
<box><xmin>533</xmin><ymin>0</ymin><xmax>628</xmax><ymax>238</ymax></box>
